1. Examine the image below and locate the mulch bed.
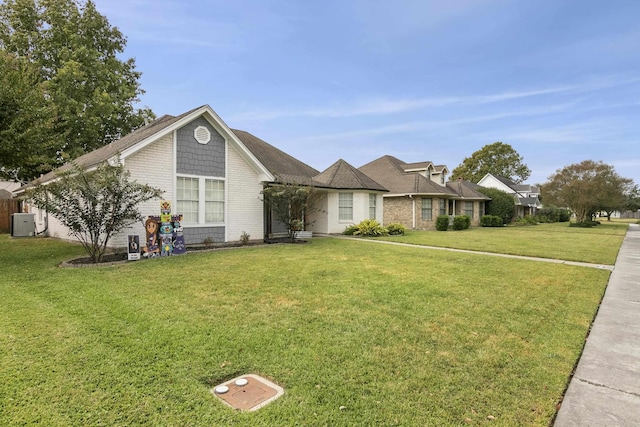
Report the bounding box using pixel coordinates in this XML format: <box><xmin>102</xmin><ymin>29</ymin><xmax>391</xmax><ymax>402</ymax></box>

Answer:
<box><xmin>62</xmin><ymin>238</ymin><xmax>308</xmax><ymax>266</ymax></box>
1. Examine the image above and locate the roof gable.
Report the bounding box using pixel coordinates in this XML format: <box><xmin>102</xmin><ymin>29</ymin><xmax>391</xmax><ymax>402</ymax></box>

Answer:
<box><xmin>359</xmin><ymin>155</ymin><xmax>456</xmax><ymax>196</ymax></box>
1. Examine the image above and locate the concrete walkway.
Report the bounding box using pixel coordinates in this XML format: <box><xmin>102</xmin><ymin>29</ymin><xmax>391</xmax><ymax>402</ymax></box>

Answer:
<box><xmin>332</xmin><ymin>235</ymin><xmax>614</xmax><ymax>271</ymax></box>
<box><xmin>554</xmin><ymin>224</ymin><xmax>640</xmax><ymax>426</ymax></box>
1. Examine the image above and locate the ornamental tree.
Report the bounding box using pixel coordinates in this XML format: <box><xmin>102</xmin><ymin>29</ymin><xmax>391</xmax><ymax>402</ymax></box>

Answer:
<box><xmin>451</xmin><ymin>142</ymin><xmax>531</xmax><ymax>184</ymax></box>
<box><xmin>26</xmin><ymin>161</ymin><xmax>163</xmax><ymax>262</ymax></box>
<box><xmin>261</xmin><ymin>181</ymin><xmax>322</xmax><ymax>242</ymax></box>
<box><xmin>541</xmin><ymin>160</ymin><xmax>635</xmax><ymax>223</ymax></box>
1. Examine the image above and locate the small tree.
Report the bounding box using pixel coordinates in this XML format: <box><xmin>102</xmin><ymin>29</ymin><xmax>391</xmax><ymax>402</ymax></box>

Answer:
<box><xmin>26</xmin><ymin>161</ymin><xmax>163</xmax><ymax>262</ymax></box>
<box><xmin>261</xmin><ymin>181</ymin><xmax>322</xmax><ymax>241</ymax></box>
<box><xmin>451</xmin><ymin>142</ymin><xmax>531</xmax><ymax>184</ymax></box>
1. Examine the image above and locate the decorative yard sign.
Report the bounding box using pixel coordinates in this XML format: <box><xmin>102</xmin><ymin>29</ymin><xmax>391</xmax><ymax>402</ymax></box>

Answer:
<box><xmin>142</xmin><ymin>200</ymin><xmax>186</xmax><ymax>257</ymax></box>
<box><xmin>127</xmin><ymin>235</ymin><xmax>140</xmax><ymax>261</ymax></box>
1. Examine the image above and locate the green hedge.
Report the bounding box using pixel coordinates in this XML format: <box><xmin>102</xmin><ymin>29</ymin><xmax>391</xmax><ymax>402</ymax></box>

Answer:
<box><xmin>480</xmin><ymin>215</ymin><xmax>503</xmax><ymax>227</ymax></box>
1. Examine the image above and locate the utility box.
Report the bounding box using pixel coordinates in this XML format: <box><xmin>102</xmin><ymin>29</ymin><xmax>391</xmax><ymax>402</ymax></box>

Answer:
<box><xmin>11</xmin><ymin>213</ymin><xmax>35</xmax><ymax>237</ymax></box>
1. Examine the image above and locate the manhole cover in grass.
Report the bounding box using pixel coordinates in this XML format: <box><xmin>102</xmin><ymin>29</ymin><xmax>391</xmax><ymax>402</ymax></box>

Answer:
<box><xmin>211</xmin><ymin>374</ymin><xmax>284</xmax><ymax>411</ymax></box>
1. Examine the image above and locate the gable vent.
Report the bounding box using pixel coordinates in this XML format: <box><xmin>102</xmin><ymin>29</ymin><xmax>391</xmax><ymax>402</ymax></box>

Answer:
<box><xmin>194</xmin><ymin>125</ymin><xmax>211</xmax><ymax>144</ymax></box>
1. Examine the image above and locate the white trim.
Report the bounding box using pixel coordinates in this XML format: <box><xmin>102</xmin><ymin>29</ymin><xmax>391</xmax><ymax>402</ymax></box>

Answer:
<box><xmin>119</xmin><ymin>105</ymin><xmax>274</xmax><ymax>182</ymax></box>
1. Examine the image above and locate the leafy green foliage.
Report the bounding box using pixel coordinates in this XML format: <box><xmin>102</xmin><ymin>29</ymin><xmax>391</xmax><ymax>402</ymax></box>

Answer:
<box><xmin>261</xmin><ymin>181</ymin><xmax>321</xmax><ymax>241</ymax></box>
<box><xmin>352</xmin><ymin>219</ymin><xmax>388</xmax><ymax>236</ymax></box>
<box><xmin>450</xmin><ymin>142</ymin><xmax>531</xmax><ymax>184</ymax></box>
<box><xmin>512</xmin><ymin>215</ymin><xmax>538</xmax><ymax>226</ymax></box>
<box><xmin>477</xmin><ymin>187</ymin><xmax>516</xmax><ymax>224</ymax></box>
<box><xmin>386</xmin><ymin>222</ymin><xmax>406</xmax><ymax>235</ymax></box>
<box><xmin>541</xmin><ymin>160</ymin><xmax>636</xmax><ymax>223</ymax></box>
<box><xmin>480</xmin><ymin>215</ymin><xmax>504</xmax><ymax>227</ymax></box>
<box><xmin>452</xmin><ymin>215</ymin><xmax>471</xmax><ymax>230</ymax></box>
<box><xmin>436</xmin><ymin>215</ymin><xmax>450</xmax><ymax>231</ymax></box>
<box><xmin>343</xmin><ymin>224</ymin><xmax>359</xmax><ymax>235</ymax></box>
<box><xmin>26</xmin><ymin>161</ymin><xmax>163</xmax><ymax>262</ymax></box>
<box><xmin>536</xmin><ymin>207</ymin><xmax>571</xmax><ymax>223</ymax></box>
<box><xmin>0</xmin><ymin>0</ymin><xmax>154</xmax><ymax>182</ymax></box>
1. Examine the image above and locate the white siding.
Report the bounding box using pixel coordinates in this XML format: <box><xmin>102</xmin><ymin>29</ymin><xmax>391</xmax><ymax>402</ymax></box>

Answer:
<box><xmin>226</xmin><ymin>144</ymin><xmax>264</xmax><ymax>242</ymax></box>
<box><xmin>319</xmin><ymin>191</ymin><xmax>380</xmax><ymax>234</ymax></box>
<box><xmin>110</xmin><ymin>133</ymin><xmax>175</xmax><ymax>248</ymax></box>
<box><xmin>477</xmin><ymin>174</ymin><xmax>515</xmax><ymax>194</ymax></box>
<box><xmin>307</xmin><ymin>192</ymin><xmax>329</xmax><ymax>234</ymax></box>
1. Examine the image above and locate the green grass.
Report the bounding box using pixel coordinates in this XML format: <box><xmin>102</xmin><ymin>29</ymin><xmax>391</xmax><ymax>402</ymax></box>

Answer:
<box><xmin>374</xmin><ymin>221</ymin><xmax>628</xmax><ymax>265</ymax></box>
<box><xmin>0</xmin><ymin>234</ymin><xmax>613</xmax><ymax>426</ymax></box>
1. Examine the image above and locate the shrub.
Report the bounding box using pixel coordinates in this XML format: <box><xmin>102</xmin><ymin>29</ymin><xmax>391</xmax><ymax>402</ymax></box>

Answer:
<box><xmin>480</xmin><ymin>215</ymin><xmax>503</xmax><ymax>227</ymax></box>
<box><xmin>343</xmin><ymin>224</ymin><xmax>359</xmax><ymax>235</ymax></box>
<box><xmin>240</xmin><ymin>231</ymin><xmax>250</xmax><ymax>245</ymax></box>
<box><xmin>436</xmin><ymin>215</ymin><xmax>450</xmax><ymax>231</ymax></box>
<box><xmin>536</xmin><ymin>207</ymin><xmax>572</xmax><ymax>223</ymax></box>
<box><xmin>386</xmin><ymin>223</ymin><xmax>406</xmax><ymax>235</ymax></box>
<box><xmin>352</xmin><ymin>219</ymin><xmax>389</xmax><ymax>236</ymax></box>
<box><xmin>452</xmin><ymin>215</ymin><xmax>471</xmax><ymax>230</ymax></box>
<box><xmin>570</xmin><ymin>220</ymin><xmax>600</xmax><ymax>228</ymax></box>
<box><xmin>512</xmin><ymin>215</ymin><xmax>538</xmax><ymax>226</ymax></box>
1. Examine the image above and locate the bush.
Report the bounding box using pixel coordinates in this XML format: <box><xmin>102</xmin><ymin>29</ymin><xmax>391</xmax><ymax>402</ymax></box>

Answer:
<box><xmin>570</xmin><ymin>220</ymin><xmax>600</xmax><ymax>228</ymax></box>
<box><xmin>452</xmin><ymin>215</ymin><xmax>471</xmax><ymax>230</ymax></box>
<box><xmin>343</xmin><ymin>224</ymin><xmax>359</xmax><ymax>235</ymax></box>
<box><xmin>386</xmin><ymin>223</ymin><xmax>406</xmax><ymax>235</ymax></box>
<box><xmin>512</xmin><ymin>215</ymin><xmax>538</xmax><ymax>226</ymax></box>
<box><xmin>480</xmin><ymin>215</ymin><xmax>503</xmax><ymax>227</ymax></box>
<box><xmin>436</xmin><ymin>215</ymin><xmax>450</xmax><ymax>231</ymax></box>
<box><xmin>351</xmin><ymin>219</ymin><xmax>388</xmax><ymax>236</ymax></box>
<box><xmin>536</xmin><ymin>207</ymin><xmax>572</xmax><ymax>223</ymax></box>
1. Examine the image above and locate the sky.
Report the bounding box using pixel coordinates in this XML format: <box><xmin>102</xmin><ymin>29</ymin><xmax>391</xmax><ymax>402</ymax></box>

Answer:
<box><xmin>93</xmin><ymin>0</ymin><xmax>640</xmax><ymax>186</ymax></box>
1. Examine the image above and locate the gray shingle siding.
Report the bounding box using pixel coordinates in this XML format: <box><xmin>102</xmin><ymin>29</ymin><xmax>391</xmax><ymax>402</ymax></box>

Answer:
<box><xmin>177</xmin><ymin>117</ymin><xmax>225</xmax><ymax>177</ymax></box>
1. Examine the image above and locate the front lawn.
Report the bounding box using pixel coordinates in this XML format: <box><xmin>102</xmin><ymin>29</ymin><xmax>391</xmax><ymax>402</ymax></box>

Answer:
<box><xmin>0</xmin><ymin>235</ymin><xmax>611</xmax><ymax>425</ymax></box>
<box><xmin>375</xmin><ymin>221</ymin><xmax>627</xmax><ymax>265</ymax></box>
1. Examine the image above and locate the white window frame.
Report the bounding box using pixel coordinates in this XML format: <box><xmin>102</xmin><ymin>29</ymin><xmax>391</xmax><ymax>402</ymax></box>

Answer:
<box><xmin>176</xmin><ymin>175</ymin><xmax>226</xmax><ymax>226</ymax></box>
<box><xmin>369</xmin><ymin>194</ymin><xmax>376</xmax><ymax>220</ymax></box>
<box><xmin>339</xmin><ymin>192</ymin><xmax>353</xmax><ymax>222</ymax></box>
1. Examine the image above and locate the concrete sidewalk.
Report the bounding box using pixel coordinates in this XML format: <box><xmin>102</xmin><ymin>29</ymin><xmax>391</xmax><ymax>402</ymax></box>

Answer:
<box><xmin>554</xmin><ymin>224</ymin><xmax>640</xmax><ymax>426</ymax></box>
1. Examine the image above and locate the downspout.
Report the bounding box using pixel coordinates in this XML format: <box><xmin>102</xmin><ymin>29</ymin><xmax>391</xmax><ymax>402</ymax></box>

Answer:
<box><xmin>409</xmin><ymin>195</ymin><xmax>415</xmax><ymax>229</ymax></box>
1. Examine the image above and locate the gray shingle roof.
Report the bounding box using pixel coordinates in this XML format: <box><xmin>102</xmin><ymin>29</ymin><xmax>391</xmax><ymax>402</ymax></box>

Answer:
<box><xmin>359</xmin><ymin>155</ymin><xmax>457</xmax><ymax>196</ymax></box>
<box><xmin>446</xmin><ymin>180</ymin><xmax>492</xmax><ymax>200</ymax></box>
<box><xmin>230</xmin><ymin>129</ymin><xmax>320</xmax><ymax>184</ymax></box>
<box><xmin>313</xmin><ymin>159</ymin><xmax>387</xmax><ymax>191</ymax></box>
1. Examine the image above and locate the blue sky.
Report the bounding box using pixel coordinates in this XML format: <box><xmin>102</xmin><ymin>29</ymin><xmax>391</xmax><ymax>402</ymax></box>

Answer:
<box><xmin>94</xmin><ymin>0</ymin><xmax>640</xmax><ymax>186</ymax></box>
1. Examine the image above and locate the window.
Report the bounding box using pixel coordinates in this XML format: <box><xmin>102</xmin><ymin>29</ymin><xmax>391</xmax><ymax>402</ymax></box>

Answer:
<box><xmin>439</xmin><ymin>199</ymin><xmax>446</xmax><ymax>217</ymax></box>
<box><xmin>205</xmin><ymin>179</ymin><xmax>225</xmax><ymax>222</ymax></box>
<box><xmin>177</xmin><ymin>176</ymin><xmax>225</xmax><ymax>224</ymax></box>
<box><xmin>369</xmin><ymin>194</ymin><xmax>376</xmax><ymax>219</ymax></box>
<box><xmin>339</xmin><ymin>193</ymin><xmax>353</xmax><ymax>221</ymax></box>
<box><xmin>440</xmin><ymin>174</ymin><xmax>445</xmax><ymax>184</ymax></box>
<box><xmin>479</xmin><ymin>202</ymin><xmax>485</xmax><ymax>218</ymax></box>
<box><xmin>464</xmin><ymin>201</ymin><xmax>474</xmax><ymax>218</ymax></box>
<box><xmin>177</xmin><ymin>177</ymin><xmax>199</xmax><ymax>223</ymax></box>
<box><xmin>421</xmin><ymin>198</ymin><xmax>432</xmax><ymax>220</ymax></box>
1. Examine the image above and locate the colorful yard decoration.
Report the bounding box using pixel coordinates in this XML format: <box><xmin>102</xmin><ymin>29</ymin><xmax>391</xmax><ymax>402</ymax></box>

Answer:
<box><xmin>143</xmin><ymin>201</ymin><xmax>185</xmax><ymax>257</ymax></box>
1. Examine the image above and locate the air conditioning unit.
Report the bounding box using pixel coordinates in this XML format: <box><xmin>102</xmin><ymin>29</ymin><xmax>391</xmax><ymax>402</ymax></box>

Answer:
<box><xmin>11</xmin><ymin>213</ymin><xmax>35</xmax><ymax>237</ymax></box>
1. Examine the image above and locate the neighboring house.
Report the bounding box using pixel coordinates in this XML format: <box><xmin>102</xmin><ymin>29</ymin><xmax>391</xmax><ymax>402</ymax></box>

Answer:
<box><xmin>476</xmin><ymin>173</ymin><xmax>542</xmax><ymax>217</ymax></box>
<box><xmin>359</xmin><ymin>156</ymin><xmax>490</xmax><ymax>230</ymax></box>
<box><xmin>16</xmin><ymin>105</ymin><xmax>386</xmax><ymax>247</ymax></box>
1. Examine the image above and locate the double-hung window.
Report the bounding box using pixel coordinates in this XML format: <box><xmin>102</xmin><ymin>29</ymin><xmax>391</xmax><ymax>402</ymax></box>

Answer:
<box><xmin>439</xmin><ymin>199</ymin><xmax>447</xmax><ymax>217</ymax></box>
<box><xmin>177</xmin><ymin>176</ymin><xmax>225</xmax><ymax>224</ymax></box>
<box><xmin>369</xmin><ymin>194</ymin><xmax>376</xmax><ymax>219</ymax></box>
<box><xmin>339</xmin><ymin>193</ymin><xmax>353</xmax><ymax>221</ymax></box>
<box><xmin>464</xmin><ymin>201</ymin><xmax>474</xmax><ymax>218</ymax></box>
<box><xmin>421</xmin><ymin>198</ymin><xmax>433</xmax><ymax>220</ymax></box>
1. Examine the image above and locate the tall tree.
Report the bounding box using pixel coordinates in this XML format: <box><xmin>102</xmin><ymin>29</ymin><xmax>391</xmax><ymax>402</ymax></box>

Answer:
<box><xmin>451</xmin><ymin>142</ymin><xmax>531</xmax><ymax>184</ymax></box>
<box><xmin>0</xmin><ymin>0</ymin><xmax>153</xmax><ymax>183</ymax></box>
<box><xmin>541</xmin><ymin>160</ymin><xmax>635</xmax><ymax>223</ymax></box>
